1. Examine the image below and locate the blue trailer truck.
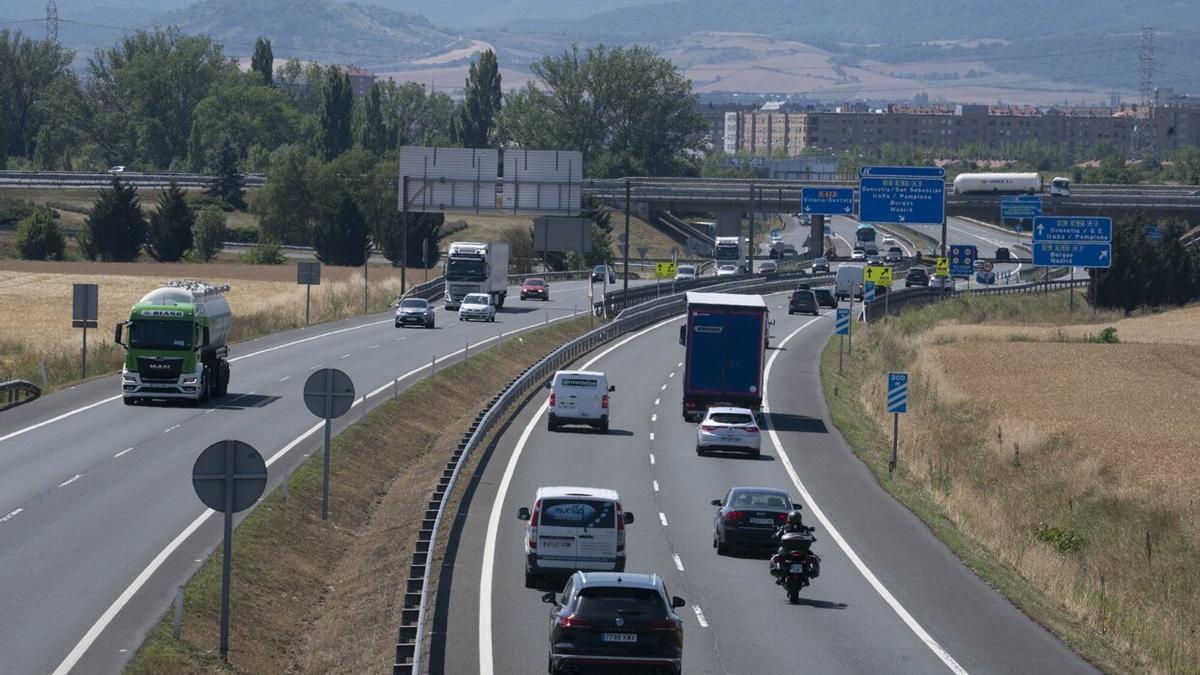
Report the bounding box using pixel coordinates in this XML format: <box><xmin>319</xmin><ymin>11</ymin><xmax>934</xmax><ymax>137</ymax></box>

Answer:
<box><xmin>678</xmin><ymin>292</ymin><xmax>770</xmax><ymax>421</ymax></box>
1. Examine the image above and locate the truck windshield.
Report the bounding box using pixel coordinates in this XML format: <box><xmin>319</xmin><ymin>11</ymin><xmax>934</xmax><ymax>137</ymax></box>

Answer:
<box><xmin>129</xmin><ymin>320</ymin><xmax>193</xmax><ymax>350</ymax></box>
<box><xmin>714</xmin><ymin>245</ymin><xmax>740</xmax><ymax>261</ymax></box>
<box><xmin>446</xmin><ymin>257</ymin><xmax>488</xmax><ymax>281</ymax></box>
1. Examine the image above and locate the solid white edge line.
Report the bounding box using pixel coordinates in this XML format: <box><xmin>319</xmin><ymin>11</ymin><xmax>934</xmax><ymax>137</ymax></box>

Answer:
<box><xmin>0</xmin><ymin>395</ymin><xmax>122</xmax><ymax>444</ymax></box>
<box><xmin>57</xmin><ymin>475</ymin><xmax>82</xmax><ymax>488</ymax></box>
<box><xmin>763</xmin><ymin>319</ymin><xmax>969</xmax><ymax>675</ymax></box>
<box><xmin>1</xmin><ymin>508</ymin><xmax>23</xmax><ymax>523</ymax></box>
<box><xmin>114</xmin><ymin>447</ymin><xmax>134</xmax><ymax>458</ymax></box>
<box><xmin>479</xmin><ymin>315</ymin><xmax>681</xmax><ymax>675</ymax></box>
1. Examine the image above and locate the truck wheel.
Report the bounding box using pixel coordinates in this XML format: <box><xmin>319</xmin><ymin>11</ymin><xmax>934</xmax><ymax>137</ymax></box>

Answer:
<box><xmin>198</xmin><ymin>370</ymin><xmax>210</xmax><ymax>404</ymax></box>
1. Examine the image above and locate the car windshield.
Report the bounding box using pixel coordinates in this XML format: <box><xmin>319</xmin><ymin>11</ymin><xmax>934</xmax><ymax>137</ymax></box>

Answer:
<box><xmin>677</xmin><ymin>266</ymin><xmax>695</xmax><ymax>274</ymax></box>
<box><xmin>814</xmin><ymin>289</ymin><xmax>833</xmax><ymax>298</ymax></box>
<box><xmin>129</xmin><ymin>320</ymin><xmax>192</xmax><ymax>350</ymax></box>
<box><xmin>464</xmin><ymin>294</ymin><xmax>489</xmax><ymax>305</ymax></box>
<box><xmin>593</xmin><ymin>266</ymin><xmax>606</xmax><ymax>273</ymax></box>
<box><xmin>539</xmin><ymin>498</ymin><xmax>615</xmax><ymax>528</ymax></box>
<box><xmin>525</xmin><ymin>279</ymin><xmax>545</xmax><ymax>286</ymax></box>
<box><xmin>709</xmin><ymin>412</ymin><xmax>754</xmax><ymax>424</ymax></box>
<box><xmin>400</xmin><ymin>299</ymin><xmax>427</xmax><ymax>309</ymax></box>
<box><xmin>730</xmin><ymin>491</ymin><xmax>790</xmax><ymax>509</ymax></box>
<box><xmin>793</xmin><ymin>292</ymin><xmax>814</xmax><ymax>302</ymax></box>
<box><xmin>815</xmin><ymin>258</ymin><xmax>828</xmax><ymax>265</ymax></box>
<box><xmin>576</xmin><ymin>587</ymin><xmax>665</xmax><ymax>615</ymax></box>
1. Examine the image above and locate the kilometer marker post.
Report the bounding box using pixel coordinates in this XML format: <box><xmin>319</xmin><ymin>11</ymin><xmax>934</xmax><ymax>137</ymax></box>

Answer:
<box><xmin>886</xmin><ymin>372</ymin><xmax>909</xmax><ymax>480</ymax></box>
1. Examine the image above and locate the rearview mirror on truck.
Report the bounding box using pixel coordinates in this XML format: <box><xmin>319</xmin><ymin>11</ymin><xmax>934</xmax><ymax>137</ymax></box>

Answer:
<box><xmin>678</xmin><ymin>325</ymin><xmax>686</xmax><ymax>346</ymax></box>
<box><xmin>114</xmin><ymin>322</ymin><xmax>124</xmax><ymax>346</ymax></box>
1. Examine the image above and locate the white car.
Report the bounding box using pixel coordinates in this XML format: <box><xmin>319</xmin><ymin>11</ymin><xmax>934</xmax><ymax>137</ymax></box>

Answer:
<box><xmin>850</xmin><ymin>248</ymin><xmax>866</xmax><ymax>261</ymax></box>
<box><xmin>107</xmin><ymin>165</ymin><xmax>126</xmax><ymax>173</ymax></box>
<box><xmin>757</xmin><ymin>260</ymin><xmax>778</xmax><ymax>274</ymax></box>
<box><xmin>674</xmin><ymin>264</ymin><xmax>697</xmax><ymax>281</ymax></box>
<box><xmin>516</xmin><ymin>486</ymin><xmax>634</xmax><ymax>588</ymax></box>
<box><xmin>696</xmin><ymin>407</ymin><xmax>761</xmax><ymax>458</ymax></box>
<box><xmin>716</xmin><ymin>264</ymin><xmax>739</xmax><ymax>277</ymax></box>
<box><xmin>548</xmin><ymin>369</ymin><xmax>613</xmax><ymax>432</ymax></box>
<box><xmin>458</xmin><ymin>292</ymin><xmax>495</xmax><ymax>322</ymax></box>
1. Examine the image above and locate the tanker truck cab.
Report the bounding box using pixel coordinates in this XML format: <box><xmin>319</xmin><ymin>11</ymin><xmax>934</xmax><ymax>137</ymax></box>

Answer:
<box><xmin>114</xmin><ymin>280</ymin><xmax>231</xmax><ymax>405</ymax></box>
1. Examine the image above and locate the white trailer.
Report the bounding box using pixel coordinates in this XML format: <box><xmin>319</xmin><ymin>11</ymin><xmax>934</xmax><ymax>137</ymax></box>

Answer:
<box><xmin>443</xmin><ymin>241</ymin><xmax>510</xmax><ymax>309</ymax></box>
<box><xmin>952</xmin><ymin>172</ymin><xmax>1042</xmax><ymax>195</ymax></box>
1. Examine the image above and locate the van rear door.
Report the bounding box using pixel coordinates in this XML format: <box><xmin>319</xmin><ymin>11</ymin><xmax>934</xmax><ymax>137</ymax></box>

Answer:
<box><xmin>536</xmin><ymin>498</ymin><xmax>618</xmax><ymax>570</ymax></box>
<box><xmin>555</xmin><ymin>375</ymin><xmax>603</xmax><ymax>419</ymax></box>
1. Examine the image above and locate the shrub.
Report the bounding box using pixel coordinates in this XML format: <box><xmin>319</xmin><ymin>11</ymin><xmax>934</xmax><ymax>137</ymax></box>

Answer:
<box><xmin>0</xmin><ymin>197</ymin><xmax>36</xmax><ymax>225</ymax></box>
<box><xmin>240</xmin><ymin>239</ymin><xmax>286</xmax><ymax>265</ymax></box>
<box><xmin>1035</xmin><ymin>523</ymin><xmax>1084</xmax><ymax>554</ymax></box>
<box><xmin>223</xmin><ymin>225</ymin><xmax>259</xmax><ymax>244</ymax></box>
<box><xmin>15</xmin><ymin>206</ymin><xmax>66</xmax><ymax>261</ymax></box>
<box><xmin>191</xmin><ymin>207</ymin><xmax>227</xmax><ymax>262</ymax></box>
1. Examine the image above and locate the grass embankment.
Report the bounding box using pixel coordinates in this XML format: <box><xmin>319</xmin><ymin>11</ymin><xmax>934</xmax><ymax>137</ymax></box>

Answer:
<box><xmin>0</xmin><ymin>261</ymin><xmax>409</xmax><ymax>393</ymax></box>
<box><xmin>822</xmin><ymin>292</ymin><xmax>1200</xmax><ymax>674</ymax></box>
<box><xmin>447</xmin><ymin>210</ymin><xmax>678</xmax><ymax>261</ymax></box>
<box><xmin>127</xmin><ymin>315</ymin><xmax>593</xmax><ymax>674</ymax></box>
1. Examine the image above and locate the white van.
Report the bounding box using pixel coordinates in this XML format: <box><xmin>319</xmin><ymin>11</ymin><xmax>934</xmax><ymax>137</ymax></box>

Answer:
<box><xmin>517</xmin><ymin>486</ymin><xmax>634</xmax><ymax>588</ymax></box>
<box><xmin>548</xmin><ymin>370</ymin><xmax>614</xmax><ymax>432</ymax></box>
<box><xmin>836</xmin><ymin>265</ymin><xmax>865</xmax><ymax>300</ymax></box>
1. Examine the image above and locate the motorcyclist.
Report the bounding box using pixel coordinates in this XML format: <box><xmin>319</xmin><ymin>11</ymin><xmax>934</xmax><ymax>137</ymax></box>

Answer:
<box><xmin>769</xmin><ymin>510</ymin><xmax>814</xmax><ymax>582</ymax></box>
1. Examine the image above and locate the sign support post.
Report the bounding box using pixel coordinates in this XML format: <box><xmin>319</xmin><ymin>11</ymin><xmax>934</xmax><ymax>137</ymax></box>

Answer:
<box><xmin>886</xmin><ymin>372</ymin><xmax>909</xmax><ymax>480</ymax></box>
<box><xmin>303</xmin><ymin>369</ymin><xmax>356</xmax><ymax>521</ymax></box>
<box><xmin>72</xmin><ymin>283</ymin><xmax>98</xmax><ymax>379</ymax></box>
<box><xmin>835</xmin><ymin>308</ymin><xmax>850</xmax><ymax>375</ymax></box>
<box><xmin>401</xmin><ymin>176</ymin><xmax>409</xmax><ymax>295</ymax></box>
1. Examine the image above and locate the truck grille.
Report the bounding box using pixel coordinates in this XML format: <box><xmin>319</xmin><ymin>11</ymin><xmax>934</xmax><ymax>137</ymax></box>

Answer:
<box><xmin>136</xmin><ymin>356</ymin><xmax>183</xmax><ymax>382</ymax></box>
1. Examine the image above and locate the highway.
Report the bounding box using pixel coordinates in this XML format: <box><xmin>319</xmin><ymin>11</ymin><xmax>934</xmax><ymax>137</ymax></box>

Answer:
<box><xmin>434</xmin><ymin>294</ymin><xmax>1095</xmax><ymax>674</ymax></box>
<box><xmin>0</xmin><ymin>276</ymin><xmax>645</xmax><ymax>674</ymax></box>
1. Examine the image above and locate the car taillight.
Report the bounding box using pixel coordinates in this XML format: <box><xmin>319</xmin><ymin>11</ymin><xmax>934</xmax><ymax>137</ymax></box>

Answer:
<box><xmin>529</xmin><ymin>501</ymin><xmax>540</xmax><ymax>549</ymax></box>
<box><xmin>549</xmin><ymin>392</ymin><xmax>556</xmax><ymax>407</ymax></box>
<box><xmin>700</xmin><ymin>424</ymin><xmax>718</xmax><ymax>432</ymax></box>
<box><xmin>601</xmin><ymin>394</ymin><xmax>608</xmax><ymax>409</ymax></box>
<box><xmin>617</xmin><ymin>508</ymin><xmax>626</xmax><ymax>551</ymax></box>
<box><xmin>723</xmin><ymin>511</ymin><xmax>746</xmax><ymax>521</ymax></box>
<box><xmin>559</xmin><ymin>615</ymin><xmax>591</xmax><ymax>628</ymax></box>
<box><xmin>743</xmin><ymin>426</ymin><xmax>759</xmax><ymax>433</ymax></box>
<box><xmin>648</xmin><ymin>618</ymin><xmax>680</xmax><ymax>631</ymax></box>
<box><xmin>776</xmin><ymin>513</ymin><xmax>789</xmax><ymax>523</ymax></box>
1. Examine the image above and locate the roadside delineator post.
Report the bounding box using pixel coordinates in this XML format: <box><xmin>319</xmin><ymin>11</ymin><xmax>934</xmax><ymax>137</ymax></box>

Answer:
<box><xmin>886</xmin><ymin>372</ymin><xmax>909</xmax><ymax>480</ymax></box>
<box><xmin>835</xmin><ymin>308</ymin><xmax>850</xmax><ymax>376</ymax></box>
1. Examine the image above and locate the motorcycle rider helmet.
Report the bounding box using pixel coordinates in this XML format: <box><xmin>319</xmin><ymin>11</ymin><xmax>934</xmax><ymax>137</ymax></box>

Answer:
<box><xmin>786</xmin><ymin>509</ymin><xmax>803</xmax><ymax>525</ymax></box>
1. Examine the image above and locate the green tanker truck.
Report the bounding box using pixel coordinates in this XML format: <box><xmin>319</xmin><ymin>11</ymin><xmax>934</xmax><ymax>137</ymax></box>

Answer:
<box><xmin>114</xmin><ymin>279</ymin><xmax>232</xmax><ymax>405</ymax></box>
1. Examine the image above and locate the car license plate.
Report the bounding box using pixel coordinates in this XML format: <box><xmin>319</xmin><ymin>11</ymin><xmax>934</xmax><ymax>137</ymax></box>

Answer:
<box><xmin>540</xmin><ymin>538</ymin><xmax>573</xmax><ymax>549</ymax></box>
<box><xmin>720</xmin><ymin>436</ymin><xmax>738</xmax><ymax>444</ymax></box>
<box><xmin>602</xmin><ymin>633</ymin><xmax>637</xmax><ymax>643</ymax></box>
<box><xmin>789</xmin><ymin>564</ymin><xmax>804</xmax><ymax>573</ymax></box>
<box><xmin>749</xmin><ymin>517</ymin><xmax>774</xmax><ymax>525</ymax></box>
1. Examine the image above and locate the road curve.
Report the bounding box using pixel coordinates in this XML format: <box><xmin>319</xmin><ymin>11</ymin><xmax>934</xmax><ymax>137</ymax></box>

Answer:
<box><xmin>435</xmin><ymin>291</ymin><xmax>1094</xmax><ymax>674</ymax></box>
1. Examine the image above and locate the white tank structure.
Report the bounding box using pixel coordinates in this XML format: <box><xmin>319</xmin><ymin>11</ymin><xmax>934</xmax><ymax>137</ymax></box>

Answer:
<box><xmin>952</xmin><ymin>172</ymin><xmax>1042</xmax><ymax>195</ymax></box>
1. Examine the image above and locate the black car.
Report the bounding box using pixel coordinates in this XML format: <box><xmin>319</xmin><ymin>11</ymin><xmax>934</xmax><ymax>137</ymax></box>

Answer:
<box><xmin>905</xmin><ymin>268</ymin><xmax>930</xmax><ymax>287</ymax></box>
<box><xmin>544</xmin><ymin>572</ymin><xmax>685</xmax><ymax>675</ymax></box>
<box><xmin>812</xmin><ymin>257</ymin><xmax>830</xmax><ymax>274</ymax></box>
<box><xmin>592</xmin><ymin>265</ymin><xmax>616</xmax><ymax>284</ymax></box>
<box><xmin>394</xmin><ymin>297</ymin><xmax>435</xmax><ymax>328</ymax></box>
<box><xmin>788</xmin><ymin>289</ymin><xmax>819</xmax><ymax>315</ymax></box>
<box><xmin>995</xmin><ymin>247</ymin><xmax>1011</xmax><ymax>261</ymax></box>
<box><xmin>813</xmin><ymin>288</ymin><xmax>837</xmax><ymax>308</ymax></box>
<box><xmin>712</xmin><ymin>487</ymin><xmax>801</xmax><ymax>554</ymax></box>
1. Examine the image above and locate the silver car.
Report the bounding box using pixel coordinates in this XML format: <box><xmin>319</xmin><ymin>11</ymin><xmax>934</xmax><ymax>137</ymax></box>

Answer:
<box><xmin>458</xmin><ymin>293</ymin><xmax>496</xmax><ymax>322</ymax></box>
<box><xmin>696</xmin><ymin>407</ymin><xmax>761</xmax><ymax>458</ymax></box>
<box><xmin>394</xmin><ymin>297</ymin><xmax>435</xmax><ymax>328</ymax></box>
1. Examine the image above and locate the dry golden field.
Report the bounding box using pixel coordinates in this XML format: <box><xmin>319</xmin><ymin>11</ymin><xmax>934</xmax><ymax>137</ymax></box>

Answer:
<box><xmin>446</xmin><ymin>210</ymin><xmax>679</xmax><ymax>261</ymax></box>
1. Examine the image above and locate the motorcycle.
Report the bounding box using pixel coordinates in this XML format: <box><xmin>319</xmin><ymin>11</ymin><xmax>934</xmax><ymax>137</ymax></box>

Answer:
<box><xmin>769</xmin><ymin>530</ymin><xmax>821</xmax><ymax>603</ymax></box>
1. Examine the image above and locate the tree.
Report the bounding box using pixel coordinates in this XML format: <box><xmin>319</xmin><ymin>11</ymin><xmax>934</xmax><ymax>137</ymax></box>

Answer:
<box><xmin>320</xmin><ymin>69</ymin><xmax>353</xmax><ymax>160</ymax></box>
<box><xmin>0</xmin><ymin>30</ymin><xmax>76</xmax><ymax>159</ymax></box>
<box><xmin>79</xmin><ymin>178</ymin><xmax>147</xmax><ymax>261</ymax></box>
<box><xmin>456</xmin><ymin>49</ymin><xmax>502</xmax><ymax>148</ymax></box>
<box><xmin>358</xmin><ymin>82</ymin><xmax>387</xmax><ymax>154</ymax></box>
<box><xmin>311</xmin><ymin>192</ymin><xmax>369</xmax><ymax>265</ymax></box>
<box><xmin>1168</xmin><ymin>147</ymin><xmax>1200</xmax><ymax>185</ymax></box>
<box><xmin>206</xmin><ymin>136</ymin><xmax>247</xmax><ymax>209</ymax></box>
<box><xmin>587</xmin><ymin>225</ymin><xmax>614</xmax><ymax>267</ymax></box>
<box><xmin>15</xmin><ymin>206</ymin><xmax>65</xmax><ymax>260</ymax></box>
<box><xmin>497</xmin><ymin>45</ymin><xmax>706</xmax><ymax>177</ymax></box>
<box><xmin>186</xmin><ymin>71</ymin><xmax>300</xmax><ymax>171</ymax></box>
<box><xmin>500</xmin><ymin>225</ymin><xmax>534</xmax><ymax>273</ymax></box>
<box><xmin>251</xmin><ymin>37</ymin><xmax>273</xmax><ymax>85</ymax></box>
<box><xmin>253</xmin><ymin>145</ymin><xmax>321</xmax><ymax>244</ymax></box>
<box><xmin>191</xmin><ymin>206</ymin><xmax>226</xmax><ymax>262</ymax></box>
<box><xmin>144</xmin><ymin>183</ymin><xmax>194</xmax><ymax>261</ymax></box>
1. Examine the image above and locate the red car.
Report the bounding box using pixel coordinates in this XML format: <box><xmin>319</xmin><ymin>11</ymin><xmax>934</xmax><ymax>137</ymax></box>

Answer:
<box><xmin>520</xmin><ymin>277</ymin><xmax>550</xmax><ymax>301</ymax></box>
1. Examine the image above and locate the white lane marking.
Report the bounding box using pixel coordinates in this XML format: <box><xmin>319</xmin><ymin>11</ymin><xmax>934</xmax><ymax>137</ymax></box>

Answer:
<box><xmin>162</xmin><ymin>424</ymin><xmax>180</xmax><ymax>434</ymax></box>
<box><xmin>479</xmin><ymin>315</ymin><xmax>681</xmax><ymax>675</ymax></box>
<box><xmin>763</xmin><ymin>320</ymin><xmax>969</xmax><ymax>675</ymax></box>
<box><xmin>651</xmin><ymin>414</ymin><xmax>657</xmax><ymax>422</ymax></box>
<box><xmin>340</xmin><ymin>353</ymin><xmax>351</xmax><ymax>360</ymax></box>
<box><xmin>654</xmin><ymin>398</ymin><xmax>660</xmax><ymax>406</ymax></box>
<box><xmin>677</xmin><ymin>362</ymin><xmax>683</xmax><ymax>368</ymax></box>
<box><xmin>52</xmin><ymin>417</ymin><xmax>325</xmax><ymax>675</ymax></box>
<box><xmin>279</xmin><ymin>376</ymin><xmax>290</xmax><ymax>382</ymax></box>
<box><xmin>650</xmin><ymin>453</ymin><xmax>656</xmax><ymax>465</ymax></box>
<box><xmin>692</xmin><ymin>605</ymin><xmax>709</xmax><ymax>628</ymax></box>
<box><xmin>114</xmin><ymin>447</ymin><xmax>134</xmax><ymax>458</ymax></box>
<box><xmin>652</xmin><ymin>480</ymin><xmax>659</xmax><ymax>492</ymax></box>
<box><xmin>661</xmin><ymin>384</ymin><xmax>668</xmax><ymax>391</ymax></box>
<box><xmin>658</xmin><ymin>512</ymin><xmax>669</xmax><ymax>527</ymax></box>
<box><xmin>370</xmin><ymin>344</ymin><xmax>380</xmax><ymax>349</ymax></box>
<box><xmin>649</xmin><ymin>432</ymin><xmax>655</xmax><ymax>441</ymax></box>
<box><xmin>672</xmin><ymin>553</ymin><xmax>685</xmax><ymax>571</ymax></box>
<box><xmin>1</xmin><ymin>508</ymin><xmax>23</xmax><ymax>524</ymax></box>
<box><xmin>669</xmin><ymin>372</ymin><xmax>675</xmax><ymax>378</ymax></box>
<box><xmin>57</xmin><ymin>474</ymin><xmax>82</xmax><ymax>488</ymax></box>
<box><xmin>228</xmin><ymin>318</ymin><xmax>393</xmax><ymax>363</ymax></box>
<box><xmin>396</xmin><ymin>336</ymin><xmax>406</xmax><ymax>341</ymax></box>
<box><xmin>0</xmin><ymin>395</ymin><xmax>122</xmax><ymax>444</ymax></box>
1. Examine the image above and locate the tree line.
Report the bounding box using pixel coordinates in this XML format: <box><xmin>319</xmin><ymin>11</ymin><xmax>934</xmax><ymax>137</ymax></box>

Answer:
<box><xmin>1093</xmin><ymin>218</ymin><xmax>1200</xmax><ymax>311</ymax></box>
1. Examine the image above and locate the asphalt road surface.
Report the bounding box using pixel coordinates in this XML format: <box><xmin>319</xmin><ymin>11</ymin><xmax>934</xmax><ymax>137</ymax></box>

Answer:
<box><xmin>0</xmin><ymin>277</ymin><xmax>648</xmax><ymax>674</ymax></box>
<box><xmin>436</xmin><ymin>293</ymin><xmax>1095</xmax><ymax>675</ymax></box>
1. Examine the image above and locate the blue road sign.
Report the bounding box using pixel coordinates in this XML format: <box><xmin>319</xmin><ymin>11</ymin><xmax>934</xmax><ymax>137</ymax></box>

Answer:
<box><xmin>887</xmin><ymin>372</ymin><xmax>909</xmax><ymax>414</ymax></box>
<box><xmin>802</xmin><ymin>187</ymin><xmax>855</xmax><ymax>215</ymax></box>
<box><xmin>1144</xmin><ymin>225</ymin><xmax>1163</xmax><ymax>242</ymax></box>
<box><xmin>859</xmin><ymin>166</ymin><xmax>946</xmax><ymax>178</ymax></box>
<box><xmin>1001</xmin><ymin>195</ymin><xmax>1042</xmax><ymax>220</ymax></box>
<box><xmin>770</xmin><ymin>228</ymin><xmax>779</xmax><ymax>239</ymax></box>
<box><xmin>948</xmin><ymin>244</ymin><xmax>977</xmax><ymax>277</ymax></box>
<box><xmin>859</xmin><ymin>173</ymin><xmax>945</xmax><ymax>225</ymax></box>
<box><xmin>835</xmin><ymin>308</ymin><xmax>850</xmax><ymax>335</ymax></box>
<box><xmin>1032</xmin><ymin>242</ymin><xmax>1112</xmax><ymax>268</ymax></box>
<box><xmin>1032</xmin><ymin>216</ymin><xmax>1112</xmax><ymax>243</ymax></box>
<box><xmin>864</xmin><ymin>280</ymin><xmax>876</xmax><ymax>302</ymax></box>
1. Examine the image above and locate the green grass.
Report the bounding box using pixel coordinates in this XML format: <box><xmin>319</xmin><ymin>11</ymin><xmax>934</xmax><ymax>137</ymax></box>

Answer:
<box><xmin>820</xmin><ymin>291</ymin><xmax>1198</xmax><ymax>674</ymax></box>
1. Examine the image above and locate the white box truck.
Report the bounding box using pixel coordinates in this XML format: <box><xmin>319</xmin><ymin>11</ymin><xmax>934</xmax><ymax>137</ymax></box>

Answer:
<box><xmin>836</xmin><ymin>265</ymin><xmax>865</xmax><ymax>300</ymax></box>
<box><xmin>444</xmin><ymin>241</ymin><xmax>510</xmax><ymax>310</ymax></box>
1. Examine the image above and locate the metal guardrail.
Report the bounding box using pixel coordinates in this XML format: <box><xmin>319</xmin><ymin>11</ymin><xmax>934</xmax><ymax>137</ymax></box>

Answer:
<box><xmin>0</xmin><ymin>380</ymin><xmax>41</xmax><ymax>411</ymax></box>
<box><xmin>862</xmin><ymin>278</ymin><xmax>1091</xmax><ymax>321</ymax></box>
<box><xmin>393</xmin><ymin>272</ymin><xmax>831</xmax><ymax>674</ymax></box>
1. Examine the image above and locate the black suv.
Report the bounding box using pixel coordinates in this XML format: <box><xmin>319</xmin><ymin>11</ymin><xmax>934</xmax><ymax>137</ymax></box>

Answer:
<box><xmin>544</xmin><ymin>572</ymin><xmax>685</xmax><ymax>675</ymax></box>
<box><xmin>789</xmin><ymin>289</ymin><xmax>819</xmax><ymax>315</ymax></box>
<box><xmin>905</xmin><ymin>268</ymin><xmax>930</xmax><ymax>287</ymax></box>
<box><xmin>813</xmin><ymin>287</ymin><xmax>837</xmax><ymax>308</ymax></box>
<box><xmin>995</xmin><ymin>247</ymin><xmax>1011</xmax><ymax>261</ymax></box>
